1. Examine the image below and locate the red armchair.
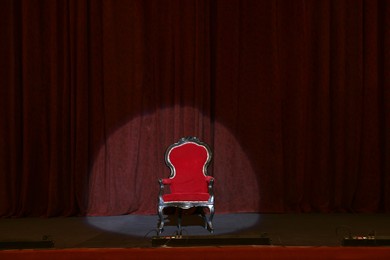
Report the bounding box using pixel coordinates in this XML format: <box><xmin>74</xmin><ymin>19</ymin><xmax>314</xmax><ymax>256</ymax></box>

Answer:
<box><xmin>157</xmin><ymin>136</ymin><xmax>215</xmax><ymax>235</ymax></box>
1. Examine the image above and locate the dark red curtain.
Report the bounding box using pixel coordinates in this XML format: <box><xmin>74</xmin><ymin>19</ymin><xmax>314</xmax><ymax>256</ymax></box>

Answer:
<box><xmin>0</xmin><ymin>0</ymin><xmax>389</xmax><ymax>217</ymax></box>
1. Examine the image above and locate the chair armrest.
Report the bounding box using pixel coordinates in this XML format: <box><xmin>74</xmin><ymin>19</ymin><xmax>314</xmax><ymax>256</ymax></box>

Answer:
<box><xmin>158</xmin><ymin>178</ymin><xmax>172</xmax><ymax>204</ymax></box>
<box><xmin>205</xmin><ymin>176</ymin><xmax>214</xmax><ymax>183</ymax></box>
<box><xmin>161</xmin><ymin>178</ymin><xmax>172</xmax><ymax>185</ymax></box>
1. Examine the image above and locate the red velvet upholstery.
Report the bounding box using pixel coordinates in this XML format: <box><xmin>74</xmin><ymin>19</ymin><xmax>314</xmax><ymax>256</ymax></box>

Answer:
<box><xmin>157</xmin><ymin>137</ymin><xmax>215</xmax><ymax>234</ymax></box>
<box><xmin>162</xmin><ymin>142</ymin><xmax>210</xmax><ymax>201</ymax></box>
<box><xmin>162</xmin><ymin>193</ymin><xmax>210</xmax><ymax>202</ymax></box>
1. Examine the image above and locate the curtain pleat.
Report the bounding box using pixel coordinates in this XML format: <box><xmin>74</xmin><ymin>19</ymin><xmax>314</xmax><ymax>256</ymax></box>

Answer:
<box><xmin>0</xmin><ymin>0</ymin><xmax>388</xmax><ymax>217</ymax></box>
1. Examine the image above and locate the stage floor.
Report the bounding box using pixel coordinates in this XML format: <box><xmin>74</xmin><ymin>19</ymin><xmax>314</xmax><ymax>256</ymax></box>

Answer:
<box><xmin>1</xmin><ymin>213</ymin><xmax>390</xmax><ymax>249</ymax></box>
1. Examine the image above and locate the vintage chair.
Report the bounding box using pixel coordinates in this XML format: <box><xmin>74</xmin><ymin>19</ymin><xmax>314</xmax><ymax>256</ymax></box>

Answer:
<box><xmin>157</xmin><ymin>136</ymin><xmax>215</xmax><ymax>235</ymax></box>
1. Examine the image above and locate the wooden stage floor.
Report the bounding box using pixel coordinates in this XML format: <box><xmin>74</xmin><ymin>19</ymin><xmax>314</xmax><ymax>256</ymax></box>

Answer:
<box><xmin>1</xmin><ymin>213</ymin><xmax>390</xmax><ymax>249</ymax></box>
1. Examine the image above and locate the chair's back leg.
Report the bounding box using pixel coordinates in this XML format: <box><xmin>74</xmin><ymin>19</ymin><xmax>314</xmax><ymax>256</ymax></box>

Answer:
<box><xmin>177</xmin><ymin>208</ymin><xmax>183</xmax><ymax>235</ymax></box>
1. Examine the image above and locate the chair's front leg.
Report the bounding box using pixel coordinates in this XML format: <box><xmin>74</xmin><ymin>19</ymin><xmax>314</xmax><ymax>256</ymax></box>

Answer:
<box><xmin>207</xmin><ymin>205</ymin><xmax>215</xmax><ymax>233</ymax></box>
<box><xmin>158</xmin><ymin>205</ymin><xmax>165</xmax><ymax>235</ymax></box>
<box><xmin>157</xmin><ymin>179</ymin><xmax>166</xmax><ymax>235</ymax></box>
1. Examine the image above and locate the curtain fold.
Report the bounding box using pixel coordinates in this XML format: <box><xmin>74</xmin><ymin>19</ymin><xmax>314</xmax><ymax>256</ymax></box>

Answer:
<box><xmin>0</xmin><ymin>0</ymin><xmax>388</xmax><ymax>217</ymax></box>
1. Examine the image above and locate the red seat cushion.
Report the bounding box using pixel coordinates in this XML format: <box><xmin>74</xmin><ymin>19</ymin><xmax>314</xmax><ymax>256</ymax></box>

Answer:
<box><xmin>162</xmin><ymin>193</ymin><xmax>210</xmax><ymax>202</ymax></box>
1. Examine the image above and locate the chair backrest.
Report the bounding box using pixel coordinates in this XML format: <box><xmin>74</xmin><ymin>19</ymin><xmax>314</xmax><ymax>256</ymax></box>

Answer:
<box><xmin>165</xmin><ymin>137</ymin><xmax>212</xmax><ymax>194</ymax></box>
